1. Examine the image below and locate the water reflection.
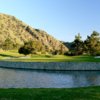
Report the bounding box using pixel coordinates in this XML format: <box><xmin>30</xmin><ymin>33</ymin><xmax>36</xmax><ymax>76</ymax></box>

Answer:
<box><xmin>0</xmin><ymin>68</ymin><xmax>100</xmax><ymax>88</ymax></box>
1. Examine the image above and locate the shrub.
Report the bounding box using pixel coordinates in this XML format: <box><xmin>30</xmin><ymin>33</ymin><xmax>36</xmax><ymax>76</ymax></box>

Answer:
<box><xmin>18</xmin><ymin>46</ymin><xmax>31</xmax><ymax>55</ymax></box>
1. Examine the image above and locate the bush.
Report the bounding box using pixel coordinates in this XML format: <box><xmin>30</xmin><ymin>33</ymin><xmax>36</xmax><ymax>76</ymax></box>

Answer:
<box><xmin>64</xmin><ymin>51</ymin><xmax>83</xmax><ymax>56</ymax></box>
<box><xmin>18</xmin><ymin>46</ymin><xmax>32</xmax><ymax>55</ymax></box>
<box><xmin>64</xmin><ymin>51</ymin><xmax>75</xmax><ymax>56</ymax></box>
<box><xmin>95</xmin><ymin>52</ymin><xmax>100</xmax><ymax>56</ymax></box>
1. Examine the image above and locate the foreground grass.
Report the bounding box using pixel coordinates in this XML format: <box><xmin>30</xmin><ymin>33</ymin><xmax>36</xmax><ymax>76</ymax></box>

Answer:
<box><xmin>0</xmin><ymin>86</ymin><xmax>100</xmax><ymax>100</ymax></box>
<box><xmin>0</xmin><ymin>50</ymin><xmax>100</xmax><ymax>62</ymax></box>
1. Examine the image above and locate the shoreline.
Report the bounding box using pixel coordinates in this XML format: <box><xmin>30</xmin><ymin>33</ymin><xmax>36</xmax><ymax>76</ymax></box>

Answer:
<box><xmin>0</xmin><ymin>61</ymin><xmax>100</xmax><ymax>71</ymax></box>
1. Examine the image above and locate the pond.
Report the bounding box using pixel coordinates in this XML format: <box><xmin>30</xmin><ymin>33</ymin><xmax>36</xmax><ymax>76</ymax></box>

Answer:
<box><xmin>0</xmin><ymin>68</ymin><xmax>100</xmax><ymax>88</ymax></box>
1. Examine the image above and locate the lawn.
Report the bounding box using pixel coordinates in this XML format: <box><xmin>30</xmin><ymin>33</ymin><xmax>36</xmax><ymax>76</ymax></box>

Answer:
<box><xmin>0</xmin><ymin>86</ymin><xmax>100</xmax><ymax>100</ymax></box>
<box><xmin>0</xmin><ymin>50</ymin><xmax>100</xmax><ymax>62</ymax></box>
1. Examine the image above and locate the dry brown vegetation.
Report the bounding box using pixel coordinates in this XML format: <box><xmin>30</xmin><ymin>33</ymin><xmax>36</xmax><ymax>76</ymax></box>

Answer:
<box><xmin>0</xmin><ymin>13</ymin><xmax>68</xmax><ymax>54</ymax></box>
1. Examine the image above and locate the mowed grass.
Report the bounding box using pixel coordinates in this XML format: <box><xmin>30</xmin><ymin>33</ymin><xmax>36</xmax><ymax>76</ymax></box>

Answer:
<box><xmin>0</xmin><ymin>50</ymin><xmax>100</xmax><ymax>62</ymax></box>
<box><xmin>0</xmin><ymin>86</ymin><xmax>100</xmax><ymax>100</ymax></box>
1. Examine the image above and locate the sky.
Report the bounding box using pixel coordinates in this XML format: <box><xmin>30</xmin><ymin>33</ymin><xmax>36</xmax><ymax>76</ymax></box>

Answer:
<box><xmin>0</xmin><ymin>0</ymin><xmax>100</xmax><ymax>42</ymax></box>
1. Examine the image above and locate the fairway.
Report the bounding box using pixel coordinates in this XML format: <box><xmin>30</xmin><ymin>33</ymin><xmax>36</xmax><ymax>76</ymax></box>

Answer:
<box><xmin>0</xmin><ymin>50</ymin><xmax>100</xmax><ymax>62</ymax></box>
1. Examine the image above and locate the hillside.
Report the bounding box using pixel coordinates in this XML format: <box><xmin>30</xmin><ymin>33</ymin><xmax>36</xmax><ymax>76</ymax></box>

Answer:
<box><xmin>0</xmin><ymin>13</ymin><xmax>68</xmax><ymax>54</ymax></box>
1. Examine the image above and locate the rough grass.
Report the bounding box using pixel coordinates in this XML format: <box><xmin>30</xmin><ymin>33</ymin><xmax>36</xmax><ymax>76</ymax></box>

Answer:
<box><xmin>0</xmin><ymin>86</ymin><xmax>100</xmax><ymax>100</ymax></box>
<box><xmin>0</xmin><ymin>50</ymin><xmax>100</xmax><ymax>62</ymax></box>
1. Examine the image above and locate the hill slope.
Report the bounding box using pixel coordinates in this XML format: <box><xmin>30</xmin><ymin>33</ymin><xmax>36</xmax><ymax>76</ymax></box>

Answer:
<box><xmin>0</xmin><ymin>13</ymin><xmax>68</xmax><ymax>54</ymax></box>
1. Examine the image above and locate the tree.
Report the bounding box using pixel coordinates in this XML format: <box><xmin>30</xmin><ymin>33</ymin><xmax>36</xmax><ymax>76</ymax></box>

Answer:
<box><xmin>18</xmin><ymin>40</ymin><xmax>44</xmax><ymax>55</ymax></box>
<box><xmin>18</xmin><ymin>46</ymin><xmax>32</xmax><ymax>56</ymax></box>
<box><xmin>84</xmin><ymin>31</ymin><xmax>100</xmax><ymax>55</ymax></box>
<box><xmin>71</xmin><ymin>33</ymin><xmax>83</xmax><ymax>55</ymax></box>
<box><xmin>18</xmin><ymin>41</ymin><xmax>35</xmax><ymax>55</ymax></box>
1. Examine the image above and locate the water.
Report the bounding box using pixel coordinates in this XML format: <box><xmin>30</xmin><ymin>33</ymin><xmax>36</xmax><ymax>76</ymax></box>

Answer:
<box><xmin>0</xmin><ymin>67</ymin><xmax>100</xmax><ymax>88</ymax></box>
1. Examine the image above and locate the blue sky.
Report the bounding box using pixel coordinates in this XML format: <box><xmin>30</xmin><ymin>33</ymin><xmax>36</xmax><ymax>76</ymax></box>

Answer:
<box><xmin>0</xmin><ymin>0</ymin><xmax>100</xmax><ymax>42</ymax></box>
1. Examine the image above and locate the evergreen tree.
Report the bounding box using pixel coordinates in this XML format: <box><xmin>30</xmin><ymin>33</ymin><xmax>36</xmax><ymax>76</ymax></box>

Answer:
<box><xmin>84</xmin><ymin>31</ymin><xmax>100</xmax><ymax>55</ymax></box>
<box><xmin>72</xmin><ymin>33</ymin><xmax>83</xmax><ymax>55</ymax></box>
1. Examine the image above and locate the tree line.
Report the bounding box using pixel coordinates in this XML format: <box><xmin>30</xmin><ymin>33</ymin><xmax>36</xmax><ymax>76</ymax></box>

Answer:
<box><xmin>66</xmin><ymin>31</ymin><xmax>100</xmax><ymax>56</ymax></box>
<box><xmin>18</xmin><ymin>31</ymin><xmax>100</xmax><ymax>56</ymax></box>
<box><xmin>1</xmin><ymin>31</ymin><xmax>100</xmax><ymax>56</ymax></box>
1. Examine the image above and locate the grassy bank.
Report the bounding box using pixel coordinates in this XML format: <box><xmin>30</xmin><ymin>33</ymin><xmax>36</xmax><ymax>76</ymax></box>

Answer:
<box><xmin>0</xmin><ymin>86</ymin><xmax>100</xmax><ymax>100</ymax></box>
<box><xmin>0</xmin><ymin>50</ymin><xmax>100</xmax><ymax>62</ymax></box>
